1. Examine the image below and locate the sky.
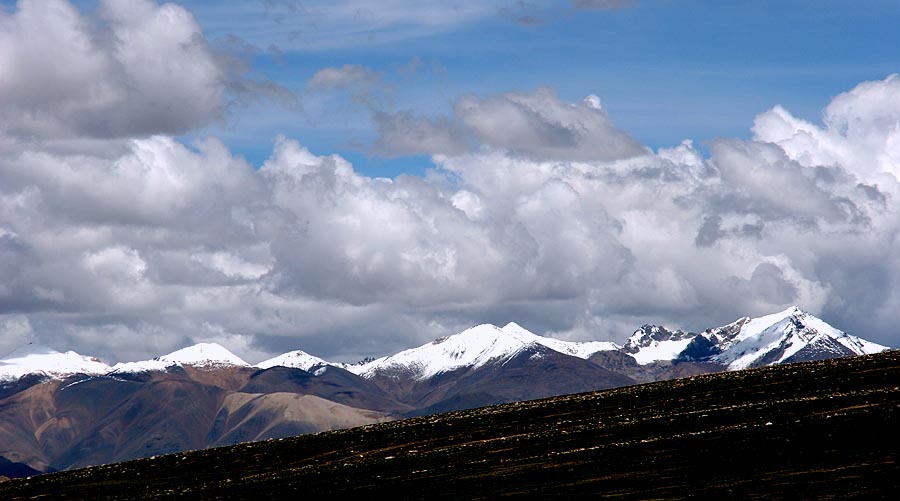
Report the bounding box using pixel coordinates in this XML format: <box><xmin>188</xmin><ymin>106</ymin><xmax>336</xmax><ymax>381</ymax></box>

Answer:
<box><xmin>2</xmin><ymin>0</ymin><xmax>900</xmax><ymax>364</ymax></box>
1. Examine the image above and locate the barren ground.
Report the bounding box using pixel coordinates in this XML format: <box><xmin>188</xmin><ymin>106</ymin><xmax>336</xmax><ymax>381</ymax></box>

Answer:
<box><xmin>2</xmin><ymin>351</ymin><xmax>898</xmax><ymax>499</ymax></box>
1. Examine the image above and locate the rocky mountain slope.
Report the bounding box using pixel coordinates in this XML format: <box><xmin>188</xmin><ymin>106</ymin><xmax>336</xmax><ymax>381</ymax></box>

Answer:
<box><xmin>0</xmin><ymin>307</ymin><xmax>890</xmax><ymax>476</ymax></box>
<box><xmin>2</xmin><ymin>350</ymin><xmax>898</xmax><ymax>499</ymax></box>
<box><xmin>620</xmin><ymin>306</ymin><xmax>887</xmax><ymax>380</ymax></box>
<box><xmin>0</xmin><ymin>365</ymin><xmax>392</xmax><ymax>474</ymax></box>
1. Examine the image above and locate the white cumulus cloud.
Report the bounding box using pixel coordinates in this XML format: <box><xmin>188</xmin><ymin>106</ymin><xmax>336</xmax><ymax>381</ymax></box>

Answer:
<box><xmin>0</xmin><ymin>0</ymin><xmax>225</xmax><ymax>139</ymax></box>
<box><xmin>2</xmin><ymin>1</ymin><xmax>900</xmax><ymax>363</ymax></box>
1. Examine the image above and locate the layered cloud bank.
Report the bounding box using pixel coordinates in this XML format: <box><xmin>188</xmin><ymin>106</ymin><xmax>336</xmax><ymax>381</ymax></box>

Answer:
<box><xmin>1</xmin><ymin>0</ymin><xmax>899</xmax><ymax>363</ymax></box>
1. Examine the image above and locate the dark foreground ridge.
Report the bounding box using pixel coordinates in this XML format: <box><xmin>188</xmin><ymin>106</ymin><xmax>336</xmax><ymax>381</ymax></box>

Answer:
<box><xmin>2</xmin><ymin>351</ymin><xmax>899</xmax><ymax>499</ymax></box>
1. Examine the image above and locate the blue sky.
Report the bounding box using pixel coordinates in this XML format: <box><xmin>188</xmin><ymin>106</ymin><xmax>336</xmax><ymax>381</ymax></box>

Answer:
<box><xmin>4</xmin><ymin>0</ymin><xmax>899</xmax><ymax>173</ymax></box>
<box><xmin>165</xmin><ymin>0</ymin><xmax>900</xmax><ymax>176</ymax></box>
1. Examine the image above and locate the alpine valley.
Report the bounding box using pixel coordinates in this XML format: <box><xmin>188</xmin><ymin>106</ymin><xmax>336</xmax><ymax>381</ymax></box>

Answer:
<box><xmin>0</xmin><ymin>306</ymin><xmax>889</xmax><ymax>478</ymax></box>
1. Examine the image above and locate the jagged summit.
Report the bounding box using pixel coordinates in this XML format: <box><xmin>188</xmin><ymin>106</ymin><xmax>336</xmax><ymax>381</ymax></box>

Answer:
<box><xmin>625</xmin><ymin>306</ymin><xmax>888</xmax><ymax>370</ymax></box>
<box><xmin>706</xmin><ymin>306</ymin><xmax>887</xmax><ymax>369</ymax></box>
<box><xmin>623</xmin><ymin>324</ymin><xmax>694</xmax><ymax>364</ymax></box>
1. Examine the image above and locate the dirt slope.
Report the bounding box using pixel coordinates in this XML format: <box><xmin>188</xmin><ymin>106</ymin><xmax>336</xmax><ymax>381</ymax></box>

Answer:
<box><xmin>2</xmin><ymin>350</ymin><xmax>898</xmax><ymax>499</ymax></box>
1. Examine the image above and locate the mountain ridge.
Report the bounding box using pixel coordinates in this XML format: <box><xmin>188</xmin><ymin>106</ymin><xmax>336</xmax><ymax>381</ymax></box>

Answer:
<box><xmin>1</xmin><ymin>306</ymin><xmax>889</xmax><ymax>383</ymax></box>
<box><xmin>0</xmin><ymin>306</ymin><xmax>892</xmax><ymax>477</ymax></box>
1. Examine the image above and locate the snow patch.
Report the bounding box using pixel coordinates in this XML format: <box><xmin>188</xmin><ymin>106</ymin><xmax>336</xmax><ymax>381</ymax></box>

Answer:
<box><xmin>0</xmin><ymin>344</ymin><xmax>110</xmax><ymax>381</ymax></box>
<box><xmin>630</xmin><ymin>338</ymin><xmax>695</xmax><ymax>365</ymax></box>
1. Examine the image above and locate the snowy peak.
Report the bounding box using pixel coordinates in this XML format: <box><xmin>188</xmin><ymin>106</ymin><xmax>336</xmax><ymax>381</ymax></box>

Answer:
<box><xmin>0</xmin><ymin>344</ymin><xmax>110</xmax><ymax>381</ymax></box>
<box><xmin>110</xmin><ymin>342</ymin><xmax>249</xmax><ymax>374</ymax></box>
<box><xmin>158</xmin><ymin>343</ymin><xmax>249</xmax><ymax>367</ymax></box>
<box><xmin>2</xmin><ymin>307</ymin><xmax>889</xmax><ymax>384</ymax></box>
<box><xmin>500</xmin><ymin>322</ymin><xmax>530</xmax><ymax>336</ymax></box>
<box><xmin>711</xmin><ymin>307</ymin><xmax>888</xmax><ymax>370</ymax></box>
<box><xmin>348</xmin><ymin>322</ymin><xmax>619</xmax><ymax>380</ymax></box>
<box><xmin>257</xmin><ymin>350</ymin><xmax>334</xmax><ymax>372</ymax></box>
<box><xmin>349</xmin><ymin>323</ymin><xmax>533</xmax><ymax>380</ymax></box>
<box><xmin>622</xmin><ymin>306</ymin><xmax>889</xmax><ymax>370</ymax></box>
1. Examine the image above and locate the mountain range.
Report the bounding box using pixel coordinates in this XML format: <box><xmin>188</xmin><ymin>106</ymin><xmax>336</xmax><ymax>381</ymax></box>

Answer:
<box><xmin>0</xmin><ymin>306</ymin><xmax>889</xmax><ymax>476</ymax></box>
<box><xmin>3</xmin><ymin>346</ymin><xmax>898</xmax><ymax>498</ymax></box>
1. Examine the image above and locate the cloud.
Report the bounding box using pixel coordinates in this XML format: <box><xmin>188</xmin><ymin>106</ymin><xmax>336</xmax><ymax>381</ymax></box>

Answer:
<box><xmin>308</xmin><ymin>64</ymin><xmax>380</xmax><ymax>90</ymax></box>
<box><xmin>497</xmin><ymin>2</ymin><xmax>546</xmax><ymax>26</ymax></box>
<box><xmin>707</xmin><ymin>139</ymin><xmax>866</xmax><ymax>226</ymax></box>
<box><xmin>307</xmin><ymin>64</ymin><xmax>388</xmax><ymax>105</ymax></box>
<box><xmin>455</xmin><ymin>89</ymin><xmax>647</xmax><ymax>161</ymax></box>
<box><xmin>0</xmin><ymin>0</ymin><xmax>225</xmax><ymax>139</ymax></box>
<box><xmin>0</xmin><ymin>315</ymin><xmax>34</xmax><ymax>358</ymax></box>
<box><xmin>372</xmin><ymin>111</ymin><xmax>468</xmax><ymax>157</ymax></box>
<box><xmin>7</xmin><ymin>74</ymin><xmax>900</xmax><ymax>361</ymax></box>
<box><xmin>368</xmin><ymin>89</ymin><xmax>647</xmax><ymax>161</ymax></box>
<box><xmin>0</xmin><ymin>0</ymin><xmax>298</xmax><ymax>142</ymax></box>
<box><xmin>3</xmin><ymin>3</ymin><xmax>900</xmax><ymax>363</ymax></box>
<box><xmin>753</xmin><ymin>74</ymin><xmax>900</xmax><ymax>188</ymax></box>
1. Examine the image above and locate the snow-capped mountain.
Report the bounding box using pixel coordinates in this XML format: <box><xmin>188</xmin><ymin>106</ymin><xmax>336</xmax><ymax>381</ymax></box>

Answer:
<box><xmin>158</xmin><ymin>343</ymin><xmax>249</xmax><ymax>367</ymax></box>
<box><xmin>347</xmin><ymin>322</ymin><xmax>619</xmax><ymax>381</ymax></box>
<box><xmin>625</xmin><ymin>306</ymin><xmax>889</xmax><ymax>370</ymax></box>
<box><xmin>257</xmin><ymin>350</ymin><xmax>337</xmax><ymax>372</ymax></box>
<box><xmin>0</xmin><ymin>344</ymin><xmax>110</xmax><ymax>381</ymax></box>
<box><xmin>1</xmin><ymin>307</ymin><xmax>890</xmax><ymax>384</ymax></box>
<box><xmin>0</xmin><ymin>308</ymin><xmax>893</xmax><ymax>477</ymax></box>
<box><xmin>109</xmin><ymin>342</ymin><xmax>250</xmax><ymax>374</ymax></box>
